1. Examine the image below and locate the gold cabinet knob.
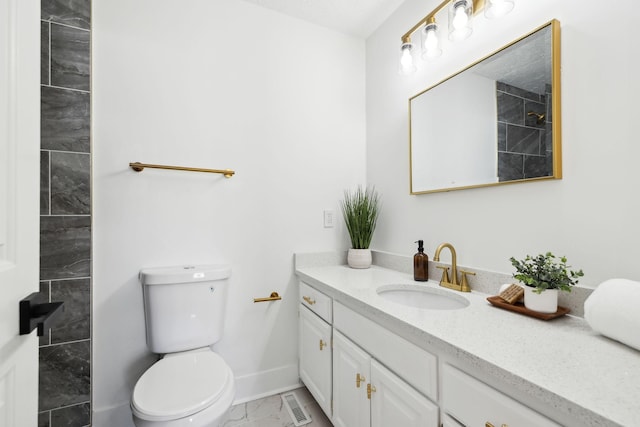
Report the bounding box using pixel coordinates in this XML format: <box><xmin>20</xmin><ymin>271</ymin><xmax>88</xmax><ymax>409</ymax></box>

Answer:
<box><xmin>485</xmin><ymin>423</ymin><xmax>494</xmax><ymax>427</ymax></box>
<box><xmin>356</xmin><ymin>373</ymin><xmax>365</xmax><ymax>388</ymax></box>
<box><xmin>319</xmin><ymin>339</ymin><xmax>327</xmax><ymax>351</ymax></box>
<box><xmin>367</xmin><ymin>383</ymin><xmax>377</xmax><ymax>399</ymax></box>
<box><xmin>303</xmin><ymin>296</ymin><xmax>316</xmax><ymax>305</ymax></box>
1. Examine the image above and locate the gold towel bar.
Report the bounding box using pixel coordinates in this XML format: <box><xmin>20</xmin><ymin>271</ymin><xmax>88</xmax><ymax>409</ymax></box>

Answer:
<box><xmin>129</xmin><ymin>162</ymin><xmax>235</xmax><ymax>178</ymax></box>
<box><xmin>254</xmin><ymin>292</ymin><xmax>282</xmax><ymax>303</ymax></box>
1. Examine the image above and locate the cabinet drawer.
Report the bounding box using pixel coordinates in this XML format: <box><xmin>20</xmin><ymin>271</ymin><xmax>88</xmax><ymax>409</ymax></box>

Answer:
<box><xmin>300</xmin><ymin>281</ymin><xmax>332</xmax><ymax>323</ymax></box>
<box><xmin>333</xmin><ymin>302</ymin><xmax>437</xmax><ymax>401</ymax></box>
<box><xmin>442</xmin><ymin>364</ymin><xmax>560</xmax><ymax>427</ymax></box>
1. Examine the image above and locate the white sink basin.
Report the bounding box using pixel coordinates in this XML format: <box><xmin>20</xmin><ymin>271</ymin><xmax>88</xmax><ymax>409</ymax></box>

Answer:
<box><xmin>377</xmin><ymin>284</ymin><xmax>470</xmax><ymax>310</ymax></box>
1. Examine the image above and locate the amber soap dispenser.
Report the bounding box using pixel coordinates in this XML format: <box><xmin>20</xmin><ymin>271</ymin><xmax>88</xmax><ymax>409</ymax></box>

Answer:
<box><xmin>414</xmin><ymin>240</ymin><xmax>429</xmax><ymax>281</ymax></box>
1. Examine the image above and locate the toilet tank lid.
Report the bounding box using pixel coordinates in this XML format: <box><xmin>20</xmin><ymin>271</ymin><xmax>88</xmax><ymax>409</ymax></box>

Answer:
<box><xmin>140</xmin><ymin>264</ymin><xmax>231</xmax><ymax>285</ymax></box>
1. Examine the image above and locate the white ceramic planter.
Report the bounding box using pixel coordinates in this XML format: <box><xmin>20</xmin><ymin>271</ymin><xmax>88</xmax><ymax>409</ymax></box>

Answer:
<box><xmin>347</xmin><ymin>249</ymin><xmax>372</xmax><ymax>269</ymax></box>
<box><xmin>524</xmin><ymin>287</ymin><xmax>558</xmax><ymax>313</ymax></box>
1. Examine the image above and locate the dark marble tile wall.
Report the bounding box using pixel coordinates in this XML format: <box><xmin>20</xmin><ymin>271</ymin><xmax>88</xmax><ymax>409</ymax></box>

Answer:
<box><xmin>545</xmin><ymin>83</ymin><xmax>554</xmax><ymax>173</ymax></box>
<box><xmin>496</xmin><ymin>81</ymin><xmax>552</xmax><ymax>182</ymax></box>
<box><xmin>40</xmin><ymin>1</ymin><xmax>92</xmax><ymax>426</ymax></box>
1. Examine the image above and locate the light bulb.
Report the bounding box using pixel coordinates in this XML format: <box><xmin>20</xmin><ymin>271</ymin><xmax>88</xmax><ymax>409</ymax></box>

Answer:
<box><xmin>401</xmin><ymin>49</ymin><xmax>412</xmax><ymax>67</ymax></box>
<box><xmin>399</xmin><ymin>43</ymin><xmax>416</xmax><ymax>75</ymax></box>
<box><xmin>421</xmin><ymin>24</ymin><xmax>442</xmax><ymax>60</ymax></box>
<box><xmin>449</xmin><ymin>0</ymin><xmax>472</xmax><ymax>41</ymax></box>
<box><xmin>425</xmin><ymin>30</ymin><xmax>438</xmax><ymax>50</ymax></box>
<box><xmin>452</xmin><ymin>5</ymin><xmax>468</xmax><ymax>30</ymax></box>
<box><xmin>485</xmin><ymin>0</ymin><xmax>514</xmax><ymax>19</ymax></box>
<box><xmin>400</xmin><ymin>47</ymin><xmax>413</xmax><ymax>69</ymax></box>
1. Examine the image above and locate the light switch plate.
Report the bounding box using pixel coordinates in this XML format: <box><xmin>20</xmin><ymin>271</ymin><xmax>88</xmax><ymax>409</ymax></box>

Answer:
<box><xmin>323</xmin><ymin>210</ymin><xmax>335</xmax><ymax>228</ymax></box>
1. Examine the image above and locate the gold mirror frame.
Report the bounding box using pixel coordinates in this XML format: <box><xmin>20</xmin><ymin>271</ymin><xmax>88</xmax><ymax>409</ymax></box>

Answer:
<box><xmin>409</xmin><ymin>20</ymin><xmax>561</xmax><ymax>195</ymax></box>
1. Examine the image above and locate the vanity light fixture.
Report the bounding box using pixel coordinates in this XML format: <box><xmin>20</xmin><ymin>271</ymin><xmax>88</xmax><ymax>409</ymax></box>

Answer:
<box><xmin>399</xmin><ymin>0</ymin><xmax>515</xmax><ymax>74</ymax></box>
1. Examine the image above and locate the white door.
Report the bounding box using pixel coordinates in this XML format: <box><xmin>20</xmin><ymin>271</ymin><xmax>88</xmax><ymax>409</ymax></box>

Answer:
<box><xmin>0</xmin><ymin>0</ymin><xmax>41</xmax><ymax>425</ymax></box>
<box><xmin>299</xmin><ymin>305</ymin><xmax>332</xmax><ymax>418</ymax></box>
<box><xmin>332</xmin><ymin>330</ymin><xmax>370</xmax><ymax>427</ymax></box>
<box><xmin>370</xmin><ymin>360</ymin><xmax>439</xmax><ymax>427</ymax></box>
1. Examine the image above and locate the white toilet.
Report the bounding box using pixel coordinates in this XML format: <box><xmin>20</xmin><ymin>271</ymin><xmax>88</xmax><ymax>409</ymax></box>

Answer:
<box><xmin>131</xmin><ymin>265</ymin><xmax>236</xmax><ymax>427</ymax></box>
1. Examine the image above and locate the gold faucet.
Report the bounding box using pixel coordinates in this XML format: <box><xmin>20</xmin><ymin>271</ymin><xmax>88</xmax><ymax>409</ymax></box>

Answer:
<box><xmin>433</xmin><ymin>242</ymin><xmax>472</xmax><ymax>292</ymax></box>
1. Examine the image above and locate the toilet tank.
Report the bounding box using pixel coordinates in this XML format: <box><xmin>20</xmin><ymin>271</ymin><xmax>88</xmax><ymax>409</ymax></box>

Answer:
<box><xmin>140</xmin><ymin>264</ymin><xmax>231</xmax><ymax>354</ymax></box>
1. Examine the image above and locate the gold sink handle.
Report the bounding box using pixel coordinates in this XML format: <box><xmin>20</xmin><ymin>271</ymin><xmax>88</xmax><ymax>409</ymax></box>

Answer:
<box><xmin>436</xmin><ymin>265</ymin><xmax>450</xmax><ymax>284</ymax></box>
<box><xmin>459</xmin><ymin>269</ymin><xmax>476</xmax><ymax>293</ymax></box>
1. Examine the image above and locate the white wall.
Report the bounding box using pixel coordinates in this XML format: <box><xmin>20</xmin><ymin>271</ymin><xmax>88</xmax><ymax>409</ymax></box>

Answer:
<box><xmin>92</xmin><ymin>0</ymin><xmax>365</xmax><ymax>423</ymax></box>
<box><xmin>367</xmin><ymin>0</ymin><xmax>640</xmax><ymax>285</ymax></box>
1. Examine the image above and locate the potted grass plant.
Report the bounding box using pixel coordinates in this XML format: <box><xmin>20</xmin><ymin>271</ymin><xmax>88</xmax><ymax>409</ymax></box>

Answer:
<box><xmin>510</xmin><ymin>252</ymin><xmax>584</xmax><ymax>313</ymax></box>
<box><xmin>340</xmin><ymin>186</ymin><xmax>381</xmax><ymax>269</ymax></box>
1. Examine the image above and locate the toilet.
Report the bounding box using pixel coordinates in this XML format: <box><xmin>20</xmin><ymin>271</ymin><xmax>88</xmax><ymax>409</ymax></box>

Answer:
<box><xmin>131</xmin><ymin>265</ymin><xmax>235</xmax><ymax>427</ymax></box>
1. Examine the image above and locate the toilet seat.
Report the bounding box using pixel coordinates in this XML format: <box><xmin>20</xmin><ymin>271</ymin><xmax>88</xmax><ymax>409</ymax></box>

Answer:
<box><xmin>132</xmin><ymin>351</ymin><xmax>232</xmax><ymax>422</ymax></box>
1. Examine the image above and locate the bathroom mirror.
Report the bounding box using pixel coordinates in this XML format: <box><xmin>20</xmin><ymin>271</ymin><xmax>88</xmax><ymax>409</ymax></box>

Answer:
<box><xmin>410</xmin><ymin>20</ymin><xmax>561</xmax><ymax>194</ymax></box>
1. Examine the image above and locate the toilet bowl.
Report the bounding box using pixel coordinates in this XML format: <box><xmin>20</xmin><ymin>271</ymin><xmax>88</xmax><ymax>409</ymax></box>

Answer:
<box><xmin>132</xmin><ymin>349</ymin><xmax>235</xmax><ymax>427</ymax></box>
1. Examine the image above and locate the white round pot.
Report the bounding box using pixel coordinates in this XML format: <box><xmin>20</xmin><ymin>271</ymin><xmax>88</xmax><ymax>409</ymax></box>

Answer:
<box><xmin>524</xmin><ymin>287</ymin><xmax>558</xmax><ymax>313</ymax></box>
<box><xmin>347</xmin><ymin>249</ymin><xmax>372</xmax><ymax>269</ymax></box>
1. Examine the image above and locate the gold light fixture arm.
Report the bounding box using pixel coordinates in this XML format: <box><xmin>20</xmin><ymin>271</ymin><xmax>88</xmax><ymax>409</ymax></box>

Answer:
<box><xmin>129</xmin><ymin>162</ymin><xmax>235</xmax><ymax>178</ymax></box>
<box><xmin>401</xmin><ymin>0</ymin><xmax>450</xmax><ymax>43</ymax></box>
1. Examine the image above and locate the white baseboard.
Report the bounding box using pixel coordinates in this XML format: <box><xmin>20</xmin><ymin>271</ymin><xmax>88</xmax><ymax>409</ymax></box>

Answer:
<box><xmin>93</xmin><ymin>401</ymin><xmax>135</xmax><ymax>427</ymax></box>
<box><xmin>233</xmin><ymin>363</ymin><xmax>302</xmax><ymax>404</ymax></box>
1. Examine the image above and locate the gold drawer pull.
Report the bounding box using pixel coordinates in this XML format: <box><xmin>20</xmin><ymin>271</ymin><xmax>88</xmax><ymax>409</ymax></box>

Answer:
<box><xmin>367</xmin><ymin>383</ymin><xmax>376</xmax><ymax>399</ymax></box>
<box><xmin>319</xmin><ymin>339</ymin><xmax>327</xmax><ymax>351</ymax></box>
<box><xmin>356</xmin><ymin>373</ymin><xmax>365</xmax><ymax>388</ymax></box>
<box><xmin>302</xmin><ymin>296</ymin><xmax>316</xmax><ymax>305</ymax></box>
<box><xmin>254</xmin><ymin>292</ymin><xmax>282</xmax><ymax>303</ymax></box>
<box><xmin>485</xmin><ymin>423</ymin><xmax>508</xmax><ymax>427</ymax></box>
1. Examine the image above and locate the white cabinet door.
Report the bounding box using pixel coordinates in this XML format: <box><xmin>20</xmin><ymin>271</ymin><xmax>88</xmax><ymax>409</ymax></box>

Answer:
<box><xmin>371</xmin><ymin>360</ymin><xmax>439</xmax><ymax>427</ymax></box>
<box><xmin>0</xmin><ymin>0</ymin><xmax>40</xmax><ymax>426</ymax></box>
<box><xmin>332</xmin><ymin>330</ymin><xmax>371</xmax><ymax>427</ymax></box>
<box><xmin>299</xmin><ymin>305</ymin><xmax>332</xmax><ymax>418</ymax></box>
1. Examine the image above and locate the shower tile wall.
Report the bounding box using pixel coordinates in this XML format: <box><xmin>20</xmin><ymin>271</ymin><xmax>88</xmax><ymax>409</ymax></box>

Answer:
<box><xmin>496</xmin><ymin>81</ymin><xmax>551</xmax><ymax>181</ymax></box>
<box><xmin>39</xmin><ymin>1</ymin><xmax>92</xmax><ymax>426</ymax></box>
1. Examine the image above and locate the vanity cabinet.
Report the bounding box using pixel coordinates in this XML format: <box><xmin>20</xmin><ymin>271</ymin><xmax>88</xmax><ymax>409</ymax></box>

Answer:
<box><xmin>333</xmin><ymin>330</ymin><xmax>438</xmax><ymax>427</ymax></box>
<box><xmin>298</xmin><ymin>283</ymin><xmax>332</xmax><ymax>418</ymax></box>
<box><xmin>295</xmin><ymin>263</ymin><xmax>615</xmax><ymax>426</ymax></box>
<box><xmin>441</xmin><ymin>364</ymin><xmax>561</xmax><ymax>427</ymax></box>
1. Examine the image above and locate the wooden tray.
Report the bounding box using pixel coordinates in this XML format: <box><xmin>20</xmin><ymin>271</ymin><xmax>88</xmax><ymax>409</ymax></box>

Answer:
<box><xmin>486</xmin><ymin>296</ymin><xmax>570</xmax><ymax>320</ymax></box>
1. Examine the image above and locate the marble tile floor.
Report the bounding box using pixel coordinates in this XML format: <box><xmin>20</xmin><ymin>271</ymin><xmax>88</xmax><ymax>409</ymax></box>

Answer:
<box><xmin>219</xmin><ymin>387</ymin><xmax>332</xmax><ymax>427</ymax></box>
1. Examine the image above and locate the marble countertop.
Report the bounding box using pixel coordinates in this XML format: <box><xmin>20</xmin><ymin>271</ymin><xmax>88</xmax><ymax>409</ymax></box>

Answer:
<box><xmin>295</xmin><ymin>263</ymin><xmax>640</xmax><ymax>427</ymax></box>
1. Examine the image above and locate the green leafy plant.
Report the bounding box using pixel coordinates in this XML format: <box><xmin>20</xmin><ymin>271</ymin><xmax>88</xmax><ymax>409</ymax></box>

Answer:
<box><xmin>510</xmin><ymin>252</ymin><xmax>584</xmax><ymax>294</ymax></box>
<box><xmin>340</xmin><ymin>186</ymin><xmax>380</xmax><ymax>250</ymax></box>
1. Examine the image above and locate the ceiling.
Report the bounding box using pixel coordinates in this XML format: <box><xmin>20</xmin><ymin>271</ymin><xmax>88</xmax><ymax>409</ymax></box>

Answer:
<box><xmin>238</xmin><ymin>0</ymin><xmax>407</xmax><ymax>38</ymax></box>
